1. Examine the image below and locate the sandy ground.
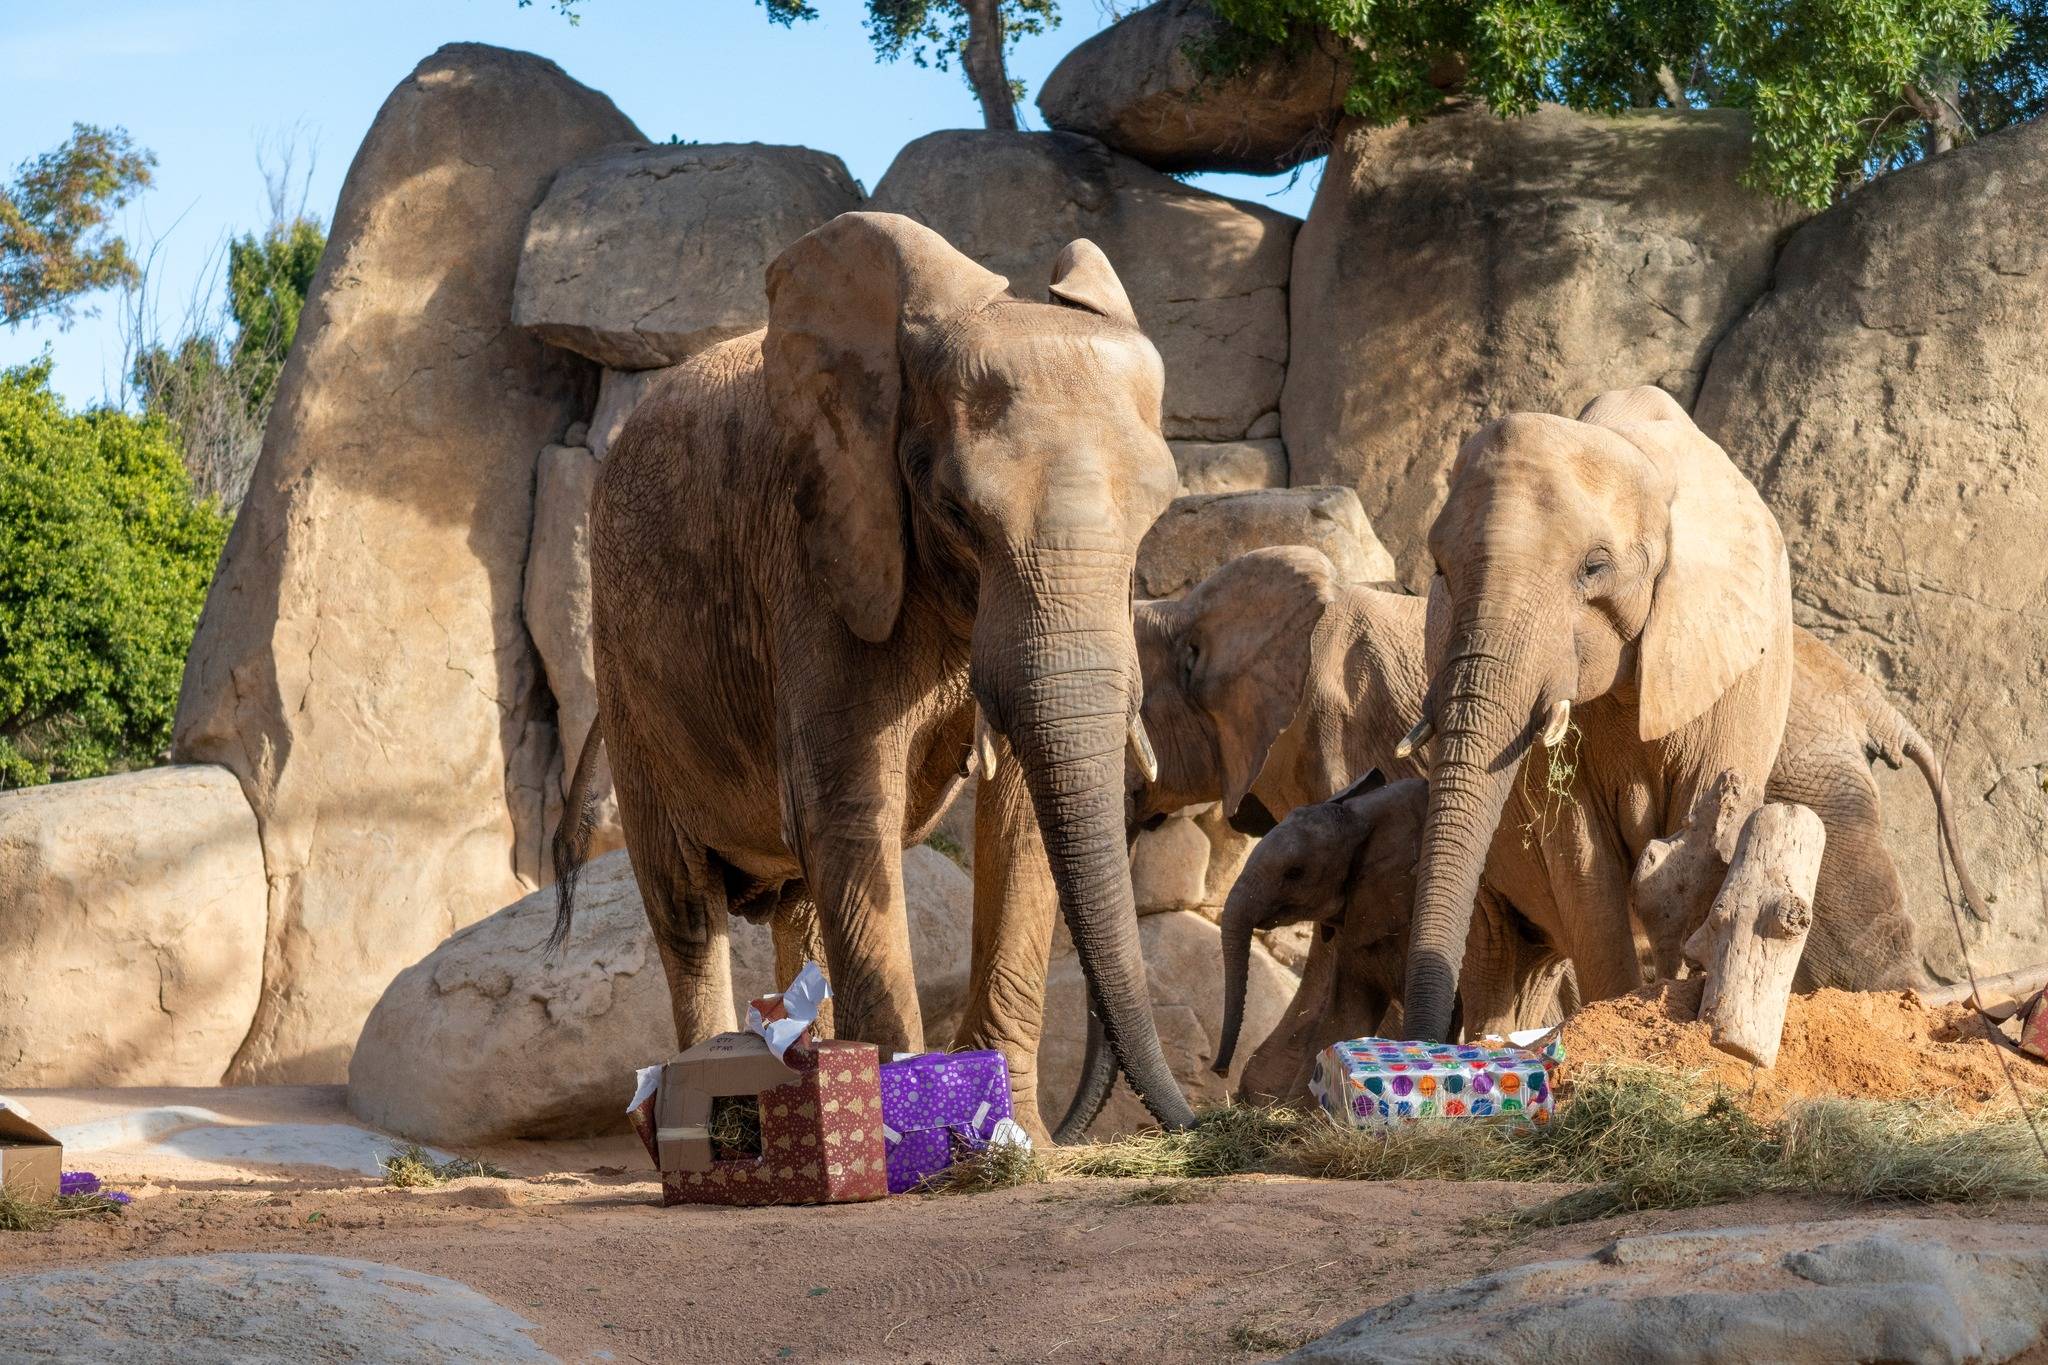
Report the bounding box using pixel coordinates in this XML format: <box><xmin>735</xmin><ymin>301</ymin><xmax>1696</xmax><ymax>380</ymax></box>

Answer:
<box><xmin>7</xmin><ymin>1085</ymin><xmax>2047</xmax><ymax>1363</ymax></box>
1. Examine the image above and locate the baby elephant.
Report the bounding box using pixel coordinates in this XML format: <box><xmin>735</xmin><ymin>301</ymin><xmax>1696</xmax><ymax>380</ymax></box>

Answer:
<box><xmin>1215</xmin><ymin>772</ymin><xmax>1565</xmax><ymax>1103</ymax></box>
<box><xmin>1214</xmin><ymin>772</ymin><xmax>1422</xmax><ymax>1087</ymax></box>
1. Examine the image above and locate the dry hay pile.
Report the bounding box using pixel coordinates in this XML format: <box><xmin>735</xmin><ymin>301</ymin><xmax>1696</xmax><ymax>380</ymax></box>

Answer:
<box><xmin>1561</xmin><ymin>979</ymin><xmax>2048</xmax><ymax>1116</ymax></box>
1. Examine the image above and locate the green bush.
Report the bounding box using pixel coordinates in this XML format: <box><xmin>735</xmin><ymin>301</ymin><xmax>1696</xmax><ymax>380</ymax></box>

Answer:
<box><xmin>0</xmin><ymin>357</ymin><xmax>227</xmax><ymax>787</ymax></box>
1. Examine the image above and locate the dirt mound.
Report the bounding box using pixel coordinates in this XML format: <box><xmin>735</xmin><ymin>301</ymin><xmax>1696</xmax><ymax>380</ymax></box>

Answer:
<box><xmin>1561</xmin><ymin>980</ymin><xmax>2048</xmax><ymax>1116</ymax></box>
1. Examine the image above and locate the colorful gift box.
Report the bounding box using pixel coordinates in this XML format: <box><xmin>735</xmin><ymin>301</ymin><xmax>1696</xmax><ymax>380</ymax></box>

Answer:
<box><xmin>628</xmin><ymin>1032</ymin><xmax>889</xmax><ymax>1207</ymax></box>
<box><xmin>877</xmin><ymin>1050</ymin><xmax>1014</xmax><ymax>1193</ymax></box>
<box><xmin>1309</xmin><ymin>1034</ymin><xmax>1564</xmax><ymax>1130</ymax></box>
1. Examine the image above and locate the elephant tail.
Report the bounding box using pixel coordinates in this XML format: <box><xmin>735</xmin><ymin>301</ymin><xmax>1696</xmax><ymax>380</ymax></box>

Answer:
<box><xmin>1897</xmin><ymin>723</ymin><xmax>1993</xmax><ymax>926</ymax></box>
<box><xmin>1858</xmin><ymin>686</ymin><xmax>1992</xmax><ymax>926</ymax></box>
<box><xmin>548</xmin><ymin>716</ymin><xmax>607</xmax><ymax>954</ymax></box>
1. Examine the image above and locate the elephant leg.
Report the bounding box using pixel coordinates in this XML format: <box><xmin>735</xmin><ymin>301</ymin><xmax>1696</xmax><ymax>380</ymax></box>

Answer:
<box><xmin>1769</xmin><ymin>748</ymin><xmax>1924</xmax><ymax>991</ymax></box>
<box><xmin>953</xmin><ymin>740</ymin><xmax>1059</xmax><ymax>1145</ymax></box>
<box><xmin>614</xmin><ymin>777</ymin><xmax>735</xmax><ymax>1050</ymax></box>
<box><xmin>782</xmin><ymin>728</ymin><xmax>924</xmax><ymax>1055</ymax></box>
<box><xmin>769</xmin><ymin>891</ymin><xmax>836</xmax><ymax>1037</ymax></box>
<box><xmin>1455</xmin><ymin>887</ymin><xmax>1527</xmax><ymax>1039</ymax></box>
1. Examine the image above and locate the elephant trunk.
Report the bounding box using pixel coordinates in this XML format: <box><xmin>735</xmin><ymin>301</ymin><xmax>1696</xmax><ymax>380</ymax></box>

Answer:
<box><xmin>1213</xmin><ymin>876</ymin><xmax>1263</xmax><ymax>1076</ymax></box>
<box><xmin>1405</xmin><ymin>591</ymin><xmax>1569</xmax><ymax>1042</ymax></box>
<box><xmin>976</xmin><ymin>546</ymin><xmax>1196</xmax><ymax>1132</ymax></box>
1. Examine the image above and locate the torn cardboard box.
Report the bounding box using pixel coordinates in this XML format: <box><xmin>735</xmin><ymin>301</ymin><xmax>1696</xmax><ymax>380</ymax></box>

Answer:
<box><xmin>0</xmin><ymin>1098</ymin><xmax>63</xmax><ymax>1202</ymax></box>
<box><xmin>629</xmin><ymin>1032</ymin><xmax>888</xmax><ymax>1207</ymax></box>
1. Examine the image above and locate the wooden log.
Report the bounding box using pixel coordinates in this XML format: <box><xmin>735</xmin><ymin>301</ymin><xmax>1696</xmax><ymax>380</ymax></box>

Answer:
<box><xmin>1632</xmin><ymin>770</ymin><xmax>1754</xmax><ymax>977</ymax></box>
<box><xmin>1681</xmin><ymin>802</ymin><xmax>1826</xmax><ymax>1068</ymax></box>
<box><xmin>1921</xmin><ymin>963</ymin><xmax>2048</xmax><ymax>1013</ymax></box>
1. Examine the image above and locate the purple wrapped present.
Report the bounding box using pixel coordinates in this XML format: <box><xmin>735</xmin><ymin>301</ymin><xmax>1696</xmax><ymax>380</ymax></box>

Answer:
<box><xmin>877</xmin><ymin>1050</ymin><xmax>1013</xmax><ymax>1193</ymax></box>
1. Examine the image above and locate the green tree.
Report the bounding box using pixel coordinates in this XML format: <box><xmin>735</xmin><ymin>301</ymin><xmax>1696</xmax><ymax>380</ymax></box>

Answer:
<box><xmin>225</xmin><ymin>216</ymin><xmax>325</xmax><ymax>417</ymax></box>
<box><xmin>0</xmin><ymin>357</ymin><xmax>229</xmax><ymax>787</ymax></box>
<box><xmin>0</xmin><ymin>124</ymin><xmax>155</xmax><ymax>327</ymax></box>
<box><xmin>1204</xmin><ymin>0</ymin><xmax>2016</xmax><ymax>205</ymax></box>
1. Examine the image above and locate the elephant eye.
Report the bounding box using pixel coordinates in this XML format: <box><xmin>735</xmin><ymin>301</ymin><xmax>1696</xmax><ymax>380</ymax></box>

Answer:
<box><xmin>1180</xmin><ymin>641</ymin><xmax>1199</xmax><ymax>688</ymax></box>
<box><xmin>1579</xmin><ymin>550</ymin><xmax>1613</xmax><ymax>583</ymax></box>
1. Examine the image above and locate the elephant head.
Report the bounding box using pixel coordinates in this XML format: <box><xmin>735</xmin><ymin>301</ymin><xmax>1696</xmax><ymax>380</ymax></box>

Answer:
<box><xmin>1402</xmin><ymin>386</ymin><xmax>1791</xmax><ymax>1041</ymax></box>
<box><xmin>1215</xmin><ymin>771</ymin><xmax>1425</xmax><ymax>1076</ymax></box>
<box><xmin>764</xmin><ymin>213</ymin><xmax>1192</xmax><ymax>1127</ymax></box>
<box><xmin>1128</xmin><ymin>547</ymin><xmax>1343</xmax><ymax>838</ymax></box>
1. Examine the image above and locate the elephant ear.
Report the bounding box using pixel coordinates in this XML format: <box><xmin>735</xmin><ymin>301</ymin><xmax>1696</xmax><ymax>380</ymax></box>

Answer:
<box><xmin>1047</xmin><ymin>238</ymin><xmax>1137</xmax><ymax>325</ymax></box>
<box><xmin>1183</xmin><ymin>547</ymin><xmax>1341</xmax><ymax>818</ymax></box>
<box><xmin>1610</xmin><ymin>413</ymin><xmax>1790</xmax><ymax>742</ymax></box>
<box><xmin>1329</xmin><ymin>767</ymin><xmax>1387</xmax><ymax>805</ymax></box>
<box><xmin>764</xmin><ymin>211</ymin><xmax>1007</xmax><ymax>643</ymax></box>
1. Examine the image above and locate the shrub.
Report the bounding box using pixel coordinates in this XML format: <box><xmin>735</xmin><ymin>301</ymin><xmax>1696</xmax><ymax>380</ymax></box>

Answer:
<box><xmin>0</xmin><ymin>357</ymin><xmax>228</xmax><ymax>787</ymax></box>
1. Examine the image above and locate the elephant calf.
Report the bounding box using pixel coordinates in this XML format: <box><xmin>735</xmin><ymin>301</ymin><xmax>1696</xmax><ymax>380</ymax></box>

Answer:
<box><xmin>1213</xmin><ymin>773</ymin><xmax>1566</xmax><ymax>1103</ymax></box>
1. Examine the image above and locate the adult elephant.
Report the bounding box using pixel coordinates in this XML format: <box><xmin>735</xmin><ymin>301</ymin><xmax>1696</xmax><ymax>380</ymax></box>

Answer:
<box><xmin>1401</xmin><ymin>385</ymin><xmax>1795</xmax><ymax>1042</ymax></box>
<box><xmin>554</xmin><ymin>212</ymin><xmax>1193</xmax><ymax>1140</ymax></box>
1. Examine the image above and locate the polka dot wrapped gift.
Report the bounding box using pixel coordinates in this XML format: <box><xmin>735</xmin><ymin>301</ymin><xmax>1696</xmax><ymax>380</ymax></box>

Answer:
<box><xmin>1307</xmin><ymin>1031</ymin><xmax>1565</xmax><ymax>1130</ymax></box>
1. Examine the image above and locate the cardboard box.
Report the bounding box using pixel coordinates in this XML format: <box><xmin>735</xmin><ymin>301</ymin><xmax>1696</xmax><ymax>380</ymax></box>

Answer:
<box><xmin>0</xmin><ymin>1098</ymin><xmax>63</xmax><ymax>1202</ymax></box>
<box><xmin>1309</xmin><ymin>1036</ymin><xmax>1562</xmax><ymax>1129</ymax></box>
<box><xmin>629</xmin><ymin>1033</ymin><xmax>888</xmax><ymax>1206</ymax></box>
<box><xmin>878</xmin><ymin>1050</ymin><xmax>1013</xmax><ymax>1193</ymax></box>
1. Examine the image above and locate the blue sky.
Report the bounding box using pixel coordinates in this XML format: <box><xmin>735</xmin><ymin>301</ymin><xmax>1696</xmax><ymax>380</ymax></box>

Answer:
<box><xmin>2</xmin><ymin>0</ymin><xmax>1321</xmax><ymax>408</ymax></box>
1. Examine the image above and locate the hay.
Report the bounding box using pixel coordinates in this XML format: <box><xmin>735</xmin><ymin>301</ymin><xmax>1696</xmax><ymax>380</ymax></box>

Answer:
<box><xmin>708</xmin><ymin>1095</ymin><xmax>764</xmax><ymax>1160</ymax></box>
<box><xmin>381</xmin><ymin>1145</ymin><xmax>511</xmax><ymax>1188</ymax></box>
<box><xmin>0</xmin><ymin>1189</ymin><xmax>127</xmax><ymax>1233</ymax></box>
<box><xmin>927</xmin><ymin>1066</ymin><xmax>2048</xmax><ymax>1226</ymax></box>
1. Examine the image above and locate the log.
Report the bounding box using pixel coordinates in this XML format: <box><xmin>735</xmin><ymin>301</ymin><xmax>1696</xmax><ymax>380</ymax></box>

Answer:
<box><xmin>1921</xmin><ymin>963</ymin><xmax>2048</xmax><ymax>1013</ymax></box>
<box><xmin>1681</xmin><ymin>802</ymin><xmax>1826</xmax><ymax>1068</ymax></box>
<box><xmin>1631</xmin><ymin>770</ymin><xmax>1753</xmax><ymax>976</ymax></box>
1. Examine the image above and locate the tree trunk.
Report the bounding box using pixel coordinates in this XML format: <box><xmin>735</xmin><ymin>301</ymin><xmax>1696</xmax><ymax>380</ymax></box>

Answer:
<box><xmin>961</xmin><ymin>0</ymin><xmax>1017</xmax><ymax>132</ymax></box>
<box><xmin>1681</xmin><ymin>802</ymin><xmax>1824</xmax><ymax>1068</ymax></box>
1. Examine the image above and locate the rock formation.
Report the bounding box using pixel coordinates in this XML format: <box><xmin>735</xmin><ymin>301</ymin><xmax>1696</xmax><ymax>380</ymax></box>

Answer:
<box><xmin>0</xmin><ymin>767</ymin><xmax>266</xmax><ymax>1086</ymax></box>
<box><xmin>1284</xmin><ymin>103</ymin><xmax>1806</xmax><ymax>585</ymax></box>
<box><xmin>1037</xmin><ymin>0</ymin><xmax>1349</xmax><ymax>174</ymax></box>
<box><xmin>1695</xmin><ymin>116</ymin><xmax>2048</xmax><ymax>978</ymax></box>
<box><xmin>869</xmin><ymin>130</ymin><xmax>1295</xmax><ymax>440</ymax></box>
<box><xmin>513</xmin><ymin>142</ymin><xmax>864</xmax><ymax>369</ymax></box>
<box><xmin>1136</xmin><ymin>485</ymin><xmax>1396</xmax><ymax>599</ymax></box>
<box><xmin>171</xmin><ymin>44</ymin><xmax>643</xmax><ymax>1083</ymax></box>
<box><xmin>346</xmin><ymin>848</ymin><xmax>972</xmax><ymax>1145</ymax></box>
<box><xmin>1289</xmin><ymin>1221</ymin><xmax>2048</xmax><ymax>1364</ymax></box>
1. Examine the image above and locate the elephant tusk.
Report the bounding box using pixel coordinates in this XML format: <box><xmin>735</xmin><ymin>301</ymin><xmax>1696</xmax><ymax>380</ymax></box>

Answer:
<box><xmin>971</xmin><ymin>711</ymin><xmax>1000</xmax><ymax>781</ymax></box>
<box><xmin>1394</xmin><ymin>717</ymin><xmax>1435</xmax><ymax>761</ymax></box>
<box><xmin>1541</xmin><ymin>697</ymin><xmax>1572</xmax><ymax>748</ymax></box>
<box><xmin>1127</xmin><ymin>716</ymin><xmax>1159</xmax><ymax>784</ymax></box>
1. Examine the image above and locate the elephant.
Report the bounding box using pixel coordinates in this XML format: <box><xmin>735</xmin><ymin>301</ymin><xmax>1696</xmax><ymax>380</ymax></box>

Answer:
<box><xmin>1074</xmin><ymin>525</ymin><xmax>1984</xmax><ymax>1114</ymax></box>
<box><xmin>1212</xmin><ymin>773</ymin><xmax>1569</xmax><ymax>1102</ymax></box>
<box><xmin>552</xmin><ymin>211</ymin><xmax>1195</xmax><ymax>1142</ymax></box>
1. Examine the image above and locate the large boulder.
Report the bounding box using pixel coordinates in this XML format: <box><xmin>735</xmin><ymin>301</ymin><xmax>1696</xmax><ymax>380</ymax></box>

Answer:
<box><xmin>1136</xmin><ymin>485</ymin><xmax>1395</xmax><ymax>599</ymax></box>
<box><xmin>1171</xmin><ymin>438</ymin><xmax>1287</xmax><ymax>496</ymax></box>
<box><xmin>1694</xmin><ymin>118</ymin><xmax>2048</xmax><ymax>979</ymax></box>
<box><xmin>1284</xmin><ymin>103</ymin><xmax>1806</xmax><ymax>586</ymax></box>
<box><xmin>1289</xmin><ymin>1221</ymin><xmax>2048</xmax><ymax>1364</ymax></box>
<box><xmin>347</xmin><ymin>847</ymin><xmax>974</xmax><ymax>1145</ymax></box>
<box><xmin>1037</xmin><ymin>0</ymin><xmax>1349</xmax><ymax>175</ymax></box>
<box><xmin>869</xmin><ymin>130</ymin><xmax>1295</xmax><ymax>440</ymax></box>
<box><xmin>173</xmin><ymin>44</ymin><xmax>643</xmax><ymax>1083</ymax></box>
<box><xmin>512</xmin><ymin>142</ymin><xmax>863</xmax><ymax>370</ymax></box>
<box><xmin>0</xmin><ymin>767</ymin><xmax>265</xmax><ymax>1086</ymax></box>
<box><xmin>1039</xmin><ymin>908</ymin><xmax>1297</xmax><ymax>1137</ymax></box>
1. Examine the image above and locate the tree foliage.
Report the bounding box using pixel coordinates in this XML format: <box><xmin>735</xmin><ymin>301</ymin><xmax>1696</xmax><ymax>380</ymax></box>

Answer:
<box><xmin>0</xmin><ymin>124</ymin><xmax>155</xmax><ymax>328</ymax></box>
<box><xmin>130</xmin><ymin>217</ymin><xmax>326</xmax><ymax>510</ymax></box>
<box><xmin>0</xmin><ymin>358</ymin><xmax>229</xmax><ymax>787</ymax></box>
<box><xmin>1205</xmin><ymin>0</ymin><xmax>2017</xmax><ymax>204</ymax></box>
